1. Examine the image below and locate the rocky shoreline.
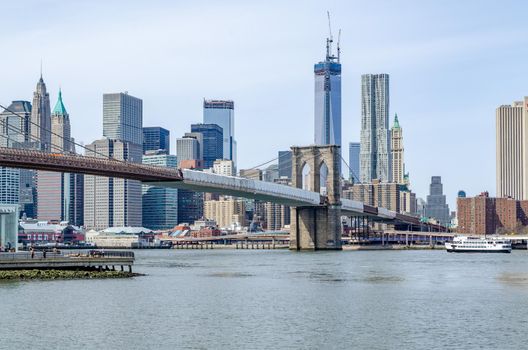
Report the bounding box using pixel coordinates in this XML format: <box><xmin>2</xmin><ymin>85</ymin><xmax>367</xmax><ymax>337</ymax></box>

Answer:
<box><xmin>0</xmin><ymin>269</ymin><xmax>143</xmax><ymax>280</ymax></box>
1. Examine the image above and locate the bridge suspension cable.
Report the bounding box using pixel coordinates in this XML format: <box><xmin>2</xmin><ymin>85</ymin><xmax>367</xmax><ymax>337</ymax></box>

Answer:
<box><xmin>0</xmin><ymin>103</ymin><xmax>118</xmax><ymax>161</ymax></box>
<box><xmin>0</xmin><ymin>103</ymin><xmax>177</xmax><ymax>179</ymax></box>
<box><xmin>340</xmin><ymin>154</ymin><xmax>360</xmax><ymax>184</ymax></box>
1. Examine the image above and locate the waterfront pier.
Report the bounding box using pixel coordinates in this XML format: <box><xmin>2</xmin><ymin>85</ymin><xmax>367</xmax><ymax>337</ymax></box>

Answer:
<box><xmin>0</xmin><ymin>251</ymin><xmax>134</xmax><ymax>272</ymax></box>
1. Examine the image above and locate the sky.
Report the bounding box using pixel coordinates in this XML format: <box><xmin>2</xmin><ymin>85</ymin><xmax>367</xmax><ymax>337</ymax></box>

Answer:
<box><xmin>1</xmin><ymin>0</ymin><xmax>528</xmax><ymax>210</ymax></box>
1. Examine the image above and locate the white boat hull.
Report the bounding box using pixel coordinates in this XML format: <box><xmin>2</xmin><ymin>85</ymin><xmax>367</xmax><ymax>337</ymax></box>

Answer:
<box><xmin>445</xmin><ymin>242</ymin><xmax>511</xmax><ymax>253</ymax></box>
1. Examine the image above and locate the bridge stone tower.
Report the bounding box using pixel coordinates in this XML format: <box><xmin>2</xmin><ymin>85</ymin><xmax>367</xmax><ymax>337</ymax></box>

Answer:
<box><xmin>290</xmin><ymin>145</ymin><xmax>342</xmax><ymax>250</ymax></box>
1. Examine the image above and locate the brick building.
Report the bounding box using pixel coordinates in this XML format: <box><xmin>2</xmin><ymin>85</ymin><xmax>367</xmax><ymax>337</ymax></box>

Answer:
<box><xmin>457</xmin><ymin>192</ymin><xmax>528</xmax><ymax>235</ymax></box>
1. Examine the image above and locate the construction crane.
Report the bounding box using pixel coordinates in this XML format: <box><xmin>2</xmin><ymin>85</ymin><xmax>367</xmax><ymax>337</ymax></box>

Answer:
<box><xmin>326</xmin><ymin>11</ymin><xmax>340</xmax><ymax>62</ymax></box>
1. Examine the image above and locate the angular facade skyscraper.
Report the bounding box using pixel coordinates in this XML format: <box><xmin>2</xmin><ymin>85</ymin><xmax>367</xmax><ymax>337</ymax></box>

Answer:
<box><xmin>496</xmin><ymin>98</ymin><xmax>528</xmax><ymax>200</ymax></box>
<box><xmin>142</xmin><ymin>152</ymin><xmax>178</xmax><ymax>230</ymax></box>
<box><xmin>191</xmin><ymin>123</ymin><xmax>223</xmax><ymax>169</ymax></box>
<box><xmin>425</xmin><ymin>176</ymin><xmax>450</xmax><ymax>225</ymax></box>
<box><xmin>103</xmin><ymin>92</ymin><xmax>143</xmax><ymax>145</ymax></box>
<box><xmin>314</xmin><ymin>34</ymin><xmax>341</xmax><ymax>148</ymax></box>
<box><xmin>143</xmin><ymin>127</ymin><xmax>170</xmax><ymax>154</ymax></box>
<box><xmin>360</xmin><ymin>74</ymin><xmax>391</xmax><ymax>183</ymax></box>
<box><xmin>348</xmin><ymin>142</ymin><xmax>360</xmax><ymax>183</ymax></box>
<box><xmin>203</xmin><ymin>100</ymin><xmax>236</xmax><ymax>166</ymax></box>
<box><xmin>391</xmin><ymin>114</ymin><xmax>404</xmax><ymax>184</ymax></box>
<box><xmin>30</xmin><ymin>75</ymin><xmax>51</xmax><ymax>151</ymax></box>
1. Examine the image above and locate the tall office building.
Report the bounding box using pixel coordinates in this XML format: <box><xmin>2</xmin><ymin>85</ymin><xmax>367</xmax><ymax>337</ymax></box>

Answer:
<box><xmin>84</xmin><ymin>139</ymin><xmax>143</xmax><ymax>230</ymax></box>
<box><xmin>360</xmin><ymin>74</ymin><xmax>391</xmax><ymax>183</ymax></box>
<box><xmin>265</xmin><ymin>202</ymin><xmax>290</xmax><ymax>231</ymax></box>
<box><xmin>314</xmin><ymin>34</ymin><xmax>341</xmax><ymax>148</ymax></box>
<box><xmin>37</xmin><ymin>90</ymin><xmax>83</xmax><ymax>225</ymax></box>
<box><xmin>30</xmin><ymin>75</ymin><xmax>51</xmax><ymax>151</ymax></box>
<box><xmin>278</xmin><ymin>151</ymin><xmax>292</xmax><ymax>179</ymax></box>
<box><xmin>0</xmin><ymin>101</ymin><xmax>36</xmax><ymax>217</ymax></box>
<box><xmin>391</xmin><ymin>114</ymin><xmax>404</xmax><ymax>184</ymax></box>
<box><xmin>50</xmin><ymin>89</ymin><xmax>73</xmax><ymax>153</ymax></box>
<box><xmin>348</xmin><ymin>142</ymin><xmax>360</xmax><ymax>183</ymax></box>
<box><xmin>0</xmin><ymin>167</ymin><xmax>19</xmax><ymax>205</ymax></box>
<box><xmin>191</xmin><ymin>123</ymin><xmax>223</xmax><ymax>169</ymax></box>
<box><xmin>143</xmin><ymin>127</ymin><xmax>170</xmax><ymax>154</ymax></box>
<box><xmin>496</xmin><ymin>98</ymin><xmax>528</xmax><ymax>200</ymax></box>
<box><xmin>36</xmin><ymin>171</ymin><xmax>83</xmax><ymax>225</ymax></box>
<box><xmin>0</xmin><ymin>101</ymin><xmax>32</xmax><ymax>147</ymax></box>
<box><xmin>204</xmin><ymin>197</ymin><xmax>246</xmax><ymax>228</ymax></box>
<box><xmin>203</xmin><ymin>100</ymin><xmax>236</xmax><ymax>166</ymax></box>
<box><xmin>425</xmin><ymin>176</ymin><xmax>450</xmax><ymax>225</ymax></box>
<box><xmin>103</xmin><ymin>92</ymin><xmax>143</xmax><ymax>145</ymax></box>
<box><xmin>142</xmin><ymin>152</ymin><xmax>178</xmax><ymax>230</ymax></box>
<box><xmin>176</xmin><ymin>135</ymin><xmax>201</xmax><ymax>166</ymax></box>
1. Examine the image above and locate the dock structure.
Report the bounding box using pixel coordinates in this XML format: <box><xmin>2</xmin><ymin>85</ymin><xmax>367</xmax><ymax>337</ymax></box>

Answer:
<box><xmin>0</xmin><ymin>251</ymin><xmax>134</xmax><ymax>272</ymax></box>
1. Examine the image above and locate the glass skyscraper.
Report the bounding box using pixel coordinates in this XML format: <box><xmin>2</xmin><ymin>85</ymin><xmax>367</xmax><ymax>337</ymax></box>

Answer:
<box><xmin>348</xmin><ymin>142</ymin><xmax>360</xmax><ymax>183</ymax></box>
<box><xmin>278</xmin><ymin>151</ymin><xmax>292</xmax><ymax>179</ymax></box>
<box><xmin>143</xmin><ymin>127</ymin><xmax>170</xmax><ymax>154</ymax></box>
<box><xmin>103</xmin><ymin>92</ymin><xmax>143</xmax><ymax>145</ymax></box>
<box><xmin>203</xmin><ymin>100</ymin><xmax>236</xmax><ymax>166</ymax></box>
<box><xmin>142</xmin><ymin>153</ymin><xmax>178</xmax><ymax>230</ymax></box>
<box><xmin>191</xmin><ymin>123</ymin><xmax>223</xmax><ymax>169</ymax></box>
<box><xmin>360</xmin><ymin>74</ymin><xmax>391</xmax><ymax>183</ymax></box>
<box><xmin>314</xmin><ymin>40</ymin><xmax>341</xmax><ymax>148</ymax></box>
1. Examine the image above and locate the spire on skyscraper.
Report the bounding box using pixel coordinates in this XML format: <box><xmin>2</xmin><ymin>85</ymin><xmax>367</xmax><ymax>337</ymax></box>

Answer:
<box><xmin>393</xmin><ymin>113</ymin><xmax>400</xmax><ymax>129</ymax></box>
<box><xmin>52</xmin><ymin>88</ymin><xmax>68</xmax><ymax>116</ymax></box>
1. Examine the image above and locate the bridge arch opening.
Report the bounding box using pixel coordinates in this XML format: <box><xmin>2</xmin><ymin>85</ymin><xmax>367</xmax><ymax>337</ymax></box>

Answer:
<box><xmin>319</xmin><ymin>161</ymin><xmax>329</xmax><ymax>196</ymax></box>
<box><xmin>301</xmin><ymin>163</ymin><xmax>311</xmax><ymax>191</ymax></box>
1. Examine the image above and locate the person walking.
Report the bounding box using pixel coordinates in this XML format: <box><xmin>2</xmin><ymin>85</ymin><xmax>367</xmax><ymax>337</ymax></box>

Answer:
<box><xmin>30</xmin><ymin>248</ymin><xmax>35</xmax><ymax>259</ymax></box>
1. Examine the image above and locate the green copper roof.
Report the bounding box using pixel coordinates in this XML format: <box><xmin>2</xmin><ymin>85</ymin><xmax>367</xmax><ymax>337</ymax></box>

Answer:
<box><xmin>52</xmin><ymin>89</ymin><xmax>68</xmax><ymax>115</ymax></box>
<box><xmin>393</xmin><ymin>113</ymin><xmax>400</xmax><ymax>129</ymax></box>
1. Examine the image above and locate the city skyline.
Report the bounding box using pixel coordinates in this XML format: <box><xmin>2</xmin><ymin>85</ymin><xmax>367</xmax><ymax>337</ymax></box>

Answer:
<box><xmin>2</xmin><ymin>1</ymin><xmax>528</xmax><ymax>210</ymax></box>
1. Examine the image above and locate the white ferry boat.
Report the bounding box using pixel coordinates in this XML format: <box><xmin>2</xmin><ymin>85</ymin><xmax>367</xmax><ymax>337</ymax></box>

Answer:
<box><xmin>445</xmin><ymin>236</ymin><xmax>512</xmax><ymax>253</ymax></box>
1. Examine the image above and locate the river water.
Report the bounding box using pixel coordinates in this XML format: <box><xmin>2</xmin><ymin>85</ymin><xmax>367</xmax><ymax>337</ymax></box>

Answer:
<box><xmin>1</xmin><ymin>249</ymin><xmax>527</xmax><ymax>349</ymax></box>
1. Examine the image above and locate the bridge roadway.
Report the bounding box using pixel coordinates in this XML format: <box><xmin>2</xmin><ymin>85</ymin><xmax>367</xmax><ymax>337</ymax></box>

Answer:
<box><xmin>0</xmin><ymin>147</ymin><xmax>442</xmax><ymax>228</ymax></box>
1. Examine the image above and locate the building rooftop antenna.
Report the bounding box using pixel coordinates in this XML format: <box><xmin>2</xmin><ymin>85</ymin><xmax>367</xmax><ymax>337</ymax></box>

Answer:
<box><xmin>326</xmin><ymin>11</ymin><xmax>334</xmax><ymax>61</ymax></box>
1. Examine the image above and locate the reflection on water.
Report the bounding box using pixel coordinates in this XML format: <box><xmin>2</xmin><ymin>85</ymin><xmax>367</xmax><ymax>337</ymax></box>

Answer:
<box><xmin>497</xmin><ymin>273</ymin><xmax>528</xmax><ymax>286</ymax></box>
<box><xmin>1</xmin><ymin>249</ymin><xmax>528</xmax><ymax>350</ymax></box>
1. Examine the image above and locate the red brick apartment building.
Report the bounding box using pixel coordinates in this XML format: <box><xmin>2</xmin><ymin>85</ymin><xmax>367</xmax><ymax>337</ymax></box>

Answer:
<box><xmin>457</xmin><ymin>192</ymin><xmax>528</xmax><ymax>235</ymax></box>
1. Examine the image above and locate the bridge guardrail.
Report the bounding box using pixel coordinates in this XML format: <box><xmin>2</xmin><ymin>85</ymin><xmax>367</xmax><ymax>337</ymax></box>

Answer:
<box><xmin>183</xmin><ymin>170</ymin><xmax>320</xmax><ymax>205</ymax></box>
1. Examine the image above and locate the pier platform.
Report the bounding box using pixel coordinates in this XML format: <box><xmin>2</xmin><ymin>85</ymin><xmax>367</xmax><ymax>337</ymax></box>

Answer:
<box><xmin>0</xmin><ymin>251</ymin><xmax>134</xmax><ymax>271</ymax></box>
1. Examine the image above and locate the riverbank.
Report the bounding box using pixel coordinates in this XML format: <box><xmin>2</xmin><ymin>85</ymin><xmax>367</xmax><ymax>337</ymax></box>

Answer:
<box><xmin>343</xmin><ymin>244</ymin><xmax>445</xmax><ymax>251</ymax></box>
<box><xmin>0</xmin><ymin>269</ymin><xmax>143</xmax><ymax>281</ymax></box>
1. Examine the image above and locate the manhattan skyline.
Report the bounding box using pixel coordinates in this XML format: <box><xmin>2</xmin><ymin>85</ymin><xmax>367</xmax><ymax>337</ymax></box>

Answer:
<box><xmin>2</xmin><ymin>1</ymin><xmax>528</xmax><ymax>209</ymax></box>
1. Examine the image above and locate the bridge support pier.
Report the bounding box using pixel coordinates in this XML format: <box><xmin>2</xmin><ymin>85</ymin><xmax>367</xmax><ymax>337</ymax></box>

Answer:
<box><xmin>290</xmin><ymin>205</ymin><xmax>342</xmax><ymax>250</ymax></box>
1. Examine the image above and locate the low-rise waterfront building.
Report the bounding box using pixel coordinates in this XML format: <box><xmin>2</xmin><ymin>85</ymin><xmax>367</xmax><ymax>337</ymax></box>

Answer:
<box><xmin>85</xmin><ymin>226</ymin><xmax>154</xmax><ymax>248</ymax></box>
<box><xmin>19</xmin><ymin>220</ymin><xmax>84</xmax><ymax>245</ymax></box>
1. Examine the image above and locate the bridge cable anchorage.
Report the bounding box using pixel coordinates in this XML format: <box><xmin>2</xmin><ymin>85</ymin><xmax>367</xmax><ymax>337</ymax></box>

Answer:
<box><xmin>0</xmin><ymin>104</ymin><xmax>179</xmax><ymax>180</ymax></box>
